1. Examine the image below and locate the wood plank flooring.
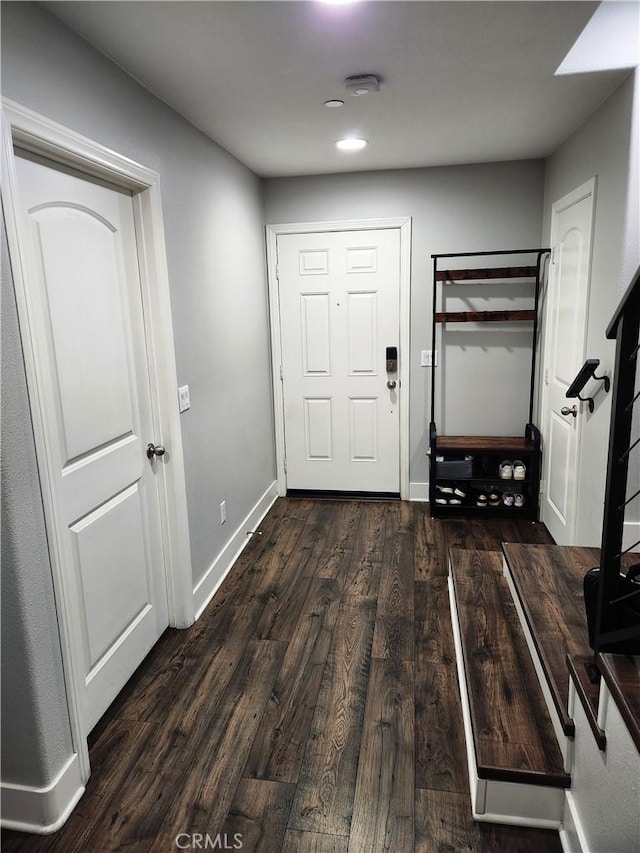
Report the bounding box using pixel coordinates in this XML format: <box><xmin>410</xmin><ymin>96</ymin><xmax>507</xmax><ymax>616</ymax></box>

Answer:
<box><xmin>2</xmin><ymin>500</ymin><xmax>563</xmax><ymax>853</ymax></box>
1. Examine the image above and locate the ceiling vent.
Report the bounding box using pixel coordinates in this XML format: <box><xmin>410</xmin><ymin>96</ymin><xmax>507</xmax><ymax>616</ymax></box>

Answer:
<box><xmin>344</xmin><ymin>74</ymin><xmax>380</xmax><ymax>96</ymax></box>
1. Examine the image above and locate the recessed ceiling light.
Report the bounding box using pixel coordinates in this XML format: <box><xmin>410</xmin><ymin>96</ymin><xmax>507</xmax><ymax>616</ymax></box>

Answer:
<box><xmin>318</xmin><ymin>0</ymin><xmax>361</xmax><ymax>5</ymax></box>
<box><xmin>335</xmin><ymin>137</ymin><xmax>368</xmax><ymax>152</ymax></box>
<box><xmin>324</xmin><ymin>99</ymin><xmax>345</xmax><ymax>108</ymax></box>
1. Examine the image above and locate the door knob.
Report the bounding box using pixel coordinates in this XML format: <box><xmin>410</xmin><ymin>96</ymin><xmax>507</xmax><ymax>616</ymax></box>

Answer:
<box><xmin>387</xmin><ymin>379</ymin><xmax>397</xmax><ymax>390</ymax></box>
<box><xmin>146</xmin><ymin>442</ymin><xmax>166</xmax><ymax>459</ymax></box>
<box><xmin>560</xmin><ymin>405</ymin><xmax>578</xmax><ymax>418</ymax></box>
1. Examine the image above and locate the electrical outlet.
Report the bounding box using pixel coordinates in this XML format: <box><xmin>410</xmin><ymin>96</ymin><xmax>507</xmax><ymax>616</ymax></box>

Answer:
<box><xmin>178</xmin><ymin>385</ymin><xmax>190</xmax><ymax>413</ymax></box>
<box><xmin>421</xmin><ymin>350</ymin><xmax>438</xmax><ymax>367</ymax></box>
<box><xmin>220</xmin><ymin>500</ymin><xmax>227</xmax><ymax>525</ymax></box>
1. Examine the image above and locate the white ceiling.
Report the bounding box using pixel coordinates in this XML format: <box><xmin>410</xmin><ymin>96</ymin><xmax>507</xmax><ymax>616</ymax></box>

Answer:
<box><xmin>42</xmin><ymin>0</ymin><xmax>631</xmax><ymax>178</ymax></box>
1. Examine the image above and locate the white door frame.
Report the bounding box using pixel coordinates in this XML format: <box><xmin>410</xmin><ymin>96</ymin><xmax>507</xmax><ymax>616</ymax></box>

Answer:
<box><xmin>539</xmin><ymin>177</ymin><xmax>597</xmax><ymax>542</ymax></box>
<box><xmin>1</xmin><ymin>99</ymin><xmax>194</xmax><ymax>784</ymax></box>
<box><xmin>266</xmin><ymin>218</ymin><xmax>412</xmax><ymax>500</ymax></box>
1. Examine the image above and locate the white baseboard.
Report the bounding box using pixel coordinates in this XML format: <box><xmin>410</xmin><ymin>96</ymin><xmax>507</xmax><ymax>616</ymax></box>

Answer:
<box><xmin>560</xmin><ymin>792</ymin><xmax>589</xmax><ymax>853</ymax></box>
<box><xmin>409</xmin><ymin>481</ymin><xmax>429</xmax><ymax>501</ymax></box>
<box><xmin>193</xmin><ymin>481</ymin><xmax>278</xmax><ymax>619</ymax></box>
<box><xmin>623</xmin><ymin>520</ymin><xmax>640</xmax><ymax>553</ymax></box>
<box><xmin>1</xmin><ymin>753</ymin><xmax>85</xmax><ymax>834</ymax></box>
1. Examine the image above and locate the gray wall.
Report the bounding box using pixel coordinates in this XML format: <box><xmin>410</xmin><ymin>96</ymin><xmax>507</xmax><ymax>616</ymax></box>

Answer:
<box><xmin>542</xmin><ymin>69</ymin><xmax>639</xmax><ymax>546</ymax></box>
<box><xmin>2</xmin><ymin>1</ymin><xmax>276</xmax><ymax>589</ymax></box>
<box><xmin>1</xmin><ymin>222</ymin><xmax>74</xmax><ymax>787</ymax></box>
<box><xmin>264</xmin><ymin>160</ymin><xmax>546</xmax><ymax>488</ymax></box>
<box><xmin>1</xmin><ymin>2</ymin><xmax>275</xmax><ymax>788</ymax></box>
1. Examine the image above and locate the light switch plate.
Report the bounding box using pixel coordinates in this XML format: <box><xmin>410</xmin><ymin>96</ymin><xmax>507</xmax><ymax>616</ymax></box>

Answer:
<box><xmin>421</xmin><ymin>350</ymin><xmax>438</xmax><ymax>367</ymax></box>
<box><xmin>178</xmin><ymin>385</ymin><xmax>190</xmax><ymax>413</ymax></box>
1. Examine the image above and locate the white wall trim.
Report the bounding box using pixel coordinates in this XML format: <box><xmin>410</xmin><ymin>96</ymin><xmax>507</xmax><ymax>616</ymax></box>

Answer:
<box><xmin>409</xmin><ymin>482</ymin><xmax>429</xmax><ymax>502</ymax></box>
<box><xmin>1</xmin><ymin>99</ymin><xmax>194</xmax><ymax>799</ymax></box>
<box><xmin>560</xmin><ymin>792</ymin><xmax>590</xmax><ymax>853</ymax></box>
<box><xmin>266</xmin><ymin>217</ymin><xmax>412</xmax><ymax>500</ymax></box>
<box><xmin>0</xmin><ymin>754</ymin><xmax>84</xmax><ymax>834</ymax></box>
<box><xmin>193</xmin><ymin>481</ymin><xmax>278</xmax><ymax>619</ymax></box>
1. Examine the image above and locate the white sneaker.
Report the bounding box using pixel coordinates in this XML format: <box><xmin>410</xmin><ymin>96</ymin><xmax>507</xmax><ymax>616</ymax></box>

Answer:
<box><xmin>436</xmin><ymin>483</ymin><xmax>454</xmax><ymax>495</ymax></box>
<box><xmin>514</xmin><ymin>492</ymin><xmax>526</xmax><ymax>508</ymax></box>
<box><xmin>499</xmin><ymin>460</ymin><xmax>513</xmax><ymax>479</ymax></box>
<box><xmin>513</xmin><ymin>460</ymin><xmax>526</xmax><ymax>480</ymax></box>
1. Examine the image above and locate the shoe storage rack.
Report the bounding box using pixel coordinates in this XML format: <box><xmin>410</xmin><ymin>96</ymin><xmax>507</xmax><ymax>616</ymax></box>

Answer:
<box><xmin>428</xmin><ymin>248</ymin><xmax>550</xmax><ymax>519</ymax></box>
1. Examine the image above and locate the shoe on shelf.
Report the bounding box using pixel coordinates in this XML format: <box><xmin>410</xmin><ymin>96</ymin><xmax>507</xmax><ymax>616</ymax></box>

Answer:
<box><xmin>453</xmin><ymin>484</ymin><xmax>467</xmax><ymax>498</ymax></box>
<box><xmin>513</xmin><ymin>460</ymin><xmax>526</xmax><ymax>480</ymax></box>
<box><xmin>499</xmin><ymin>460</ymin><xmax>513</xmax><ymax>479</ymax></box>
<box><xmin>449</xmin><ymin>497</ymin><xmax>462</xmax><ymax>506</ymax></box>
<box><xmin>502</xmin><ymin>491</ymin><xmax>515</xmax><ymax>507</ymax></box>
<box><xmin>476</xmin><ymin>492</ymin><xmax>488</xmax><ymax>507</ymax></box>
<box><xmin>514</xmin><ymin>492</ymin><xmax>526</xmax><ymax>508</ymax></box>
<box><xmin>488</xmin><ymin>490</ymin><xmax>501</xmax><ymax>507</ymax></box>
<box><xmin>435</xmin><ymin>496</ymin><xmax>449</xmax><ymax>505</ymax></box>
<box><xmin>436</xmin><ymin>483</ymin><xmax>454</xmax><ymax>495</ymax></box>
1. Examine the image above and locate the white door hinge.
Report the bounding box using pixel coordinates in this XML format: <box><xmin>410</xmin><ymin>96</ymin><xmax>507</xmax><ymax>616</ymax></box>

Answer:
<box><xmin>283</xmin><ymin>458</ymin><xmax>287</xmax><ymax>473</ymax></box>
<box><xmin>276</xmin><ymin>264</ymin><xmax>280</xmax><ymax>280</ymax></box>
<box><xmin>551</xmin><ymin>247</ymin><xmax>556</xmax><ymax>265</ymax></box>
<box><xmin>279</xmin><ymin>364</ymin><xmax>283</xmax><ymax>381</ymax></box>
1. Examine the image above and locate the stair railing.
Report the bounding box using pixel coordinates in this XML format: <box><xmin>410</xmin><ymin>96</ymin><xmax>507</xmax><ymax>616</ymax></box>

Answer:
<box><xmin>590</xmin><ymin>265</ymin><xmax>640</xmax><ymax>652</ymax></box>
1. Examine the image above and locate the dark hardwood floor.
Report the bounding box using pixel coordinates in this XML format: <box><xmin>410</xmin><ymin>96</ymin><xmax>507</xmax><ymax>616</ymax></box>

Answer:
<box><xmin>2</xmin><ymin>499</ymin><xmax>563</xmax><ymax>853</ymax></box>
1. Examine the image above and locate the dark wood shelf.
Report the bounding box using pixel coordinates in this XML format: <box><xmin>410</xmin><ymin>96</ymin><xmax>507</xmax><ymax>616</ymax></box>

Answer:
<box><xmin>436</xmin><ymin>435</ymin><xmax>535</xmax><ymax>453</ymax></box>
<box><xmin>436</xmin><ymin>265</ymin><xmax>538</xmax><ymax>282</ymax></box>
<box><xmin>430</xmin><ymin>250</ymin><xmax>546</xmax><ymax>521</ymax></box>
<box><xmin>435</xmin><ymin>309</ymin><xmax>535</xmax><ymax>324</ymax></box>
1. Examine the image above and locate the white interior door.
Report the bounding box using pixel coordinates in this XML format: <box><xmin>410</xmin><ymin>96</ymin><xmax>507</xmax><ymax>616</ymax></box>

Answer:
<box><xmin>541</xmin><ymin>179</ymin><xmax>596</xmax><ymax>545</ymax></box>
<box><xmin>278</xmin><ymin>229</ymin><xmax>401</xmax><ymax>493</ymax></box>
<box><xmin>15</xmin><ymin>153</ymin><xmax>169</xmax><ymax>732</ymax></box>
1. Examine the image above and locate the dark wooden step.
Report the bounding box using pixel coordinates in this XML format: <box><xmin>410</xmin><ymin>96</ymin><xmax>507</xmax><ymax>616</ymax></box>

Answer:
<box><xmin>502</xmin><ymin>543</ymin><xmax>601</xmax><ymax>737</ymax></box>
<box><xmin>450</xmin><ymin>549</ymin><xmax>570</xmax><ymax>789</ymax></box>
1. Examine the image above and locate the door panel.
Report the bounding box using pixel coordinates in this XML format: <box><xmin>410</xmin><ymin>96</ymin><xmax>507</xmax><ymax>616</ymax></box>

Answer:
<box><xmin>349</xmin><ymin>397</ymin><xmax>378</xmax><ymax>461</ymax></box>
<box><xmin>542</xmin><ymin>181</ymin><xmax>595</xmax><ymax>544</ymax></box>
<box><xmin>279</xmin><ymin>229</ymin><xmax>400</xmax><ymax>493</ymax></box>
<box><xmin>301</xmin><ymin>293</ymin><xmax>331</xmax><ymax>374</ymax></box>
<box><xmin>347</xmin><ymin>292</ymin><xmax>377</xmax><ymax>374</ymax></box>
<box><xmin>34</xmin><ymin>209</ymin><xmax>134</xmax><ymax>460</ymax></box>
<box><xmin>16</xmin><ymin>153</ymin><xmax>168</xmax><ymax>732</ymax></box>
<box><xmin>72</xmin><ymin>484</ymin><xmax>150</xmax><ymax>667</ymax></box>
<box><xmin>304</xmin><ymin>398</ymin><xmax>333</xmax><ymax>460</ymax></box>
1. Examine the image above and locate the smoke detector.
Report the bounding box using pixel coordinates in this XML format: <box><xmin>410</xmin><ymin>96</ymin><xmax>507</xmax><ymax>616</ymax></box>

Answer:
<box><xmin>344</xmin><ymin>74</ymin><xmax>381</xmax><ymax>96</ymax></box>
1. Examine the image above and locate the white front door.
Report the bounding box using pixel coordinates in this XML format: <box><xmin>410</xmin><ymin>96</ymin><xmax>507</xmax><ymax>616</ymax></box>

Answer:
<box><xmin>278</xmin><ymin>229</ymin><xmax>401</xmax><ymax>494</ymax></box>
<box><xmin>15</xmin><ymin>153</ymin><xmax>169</xmax><ymax>732</ymax></box>
<box><xmin>541</xmin><ymin>178</ymin><xmax>596</xmax><ymax>545</ymax></box>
